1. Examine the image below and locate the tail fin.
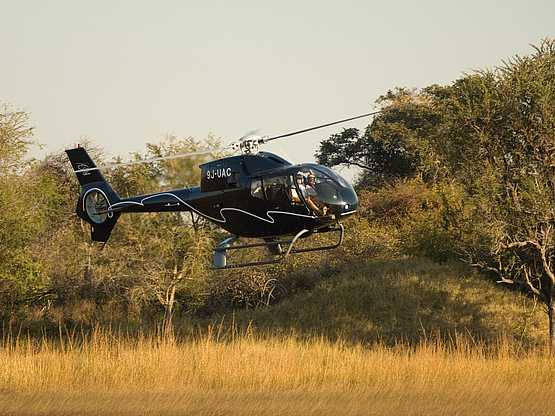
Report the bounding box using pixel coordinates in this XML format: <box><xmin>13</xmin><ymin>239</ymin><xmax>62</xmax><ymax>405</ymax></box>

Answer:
<box><xmin>66</xmin><ymin>147</ymin><xmax>121</xmax><ymax>243</ymax></box>
<box><xmin>65</xmin><ymin>147</ymin><xmax>108</xmax><ymax>186</ymax></box>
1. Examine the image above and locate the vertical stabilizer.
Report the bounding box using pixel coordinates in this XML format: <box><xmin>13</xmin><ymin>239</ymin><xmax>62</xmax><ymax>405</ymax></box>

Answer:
<box><xmin>66</xmin><ymin>147</ymin><xmax>121</xmax><ymax>243</ymax></box>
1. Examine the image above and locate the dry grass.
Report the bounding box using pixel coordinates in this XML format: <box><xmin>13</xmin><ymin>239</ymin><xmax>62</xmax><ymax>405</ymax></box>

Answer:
<box><xmin>1</xmin><ymin>328</ymin><xmax>554</xmax><ymax>415</ymax></box>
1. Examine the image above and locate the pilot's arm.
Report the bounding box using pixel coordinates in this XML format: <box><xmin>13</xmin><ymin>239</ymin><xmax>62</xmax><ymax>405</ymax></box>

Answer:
<box><xmin>304</xmin><ymin>186</ymin><xmax>324</xmax><ymax>216</ymax></box>
<box><xmin>306</xmin><ymin>197</ymin><xmax>323</xmax><ymax>215</ymax></box>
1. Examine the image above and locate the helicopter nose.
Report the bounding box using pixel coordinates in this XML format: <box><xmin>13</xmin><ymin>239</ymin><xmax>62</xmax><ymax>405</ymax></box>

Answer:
<box><xmin>341</xmin><ymin>202</ymin><xmax>357</xmax><ymax>214</ymax></box>
<box><xmin>333</xmin><ymin>188</ymin><xmax>358</xmax><ymax>218</ymax></box>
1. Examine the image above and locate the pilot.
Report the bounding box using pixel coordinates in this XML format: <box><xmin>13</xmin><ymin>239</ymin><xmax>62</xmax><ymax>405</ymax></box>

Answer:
<box><xmin>303</xmin><ymin>172</ymin><xmax>327</xmax><ymax>216</ymax></box>
<box><xmin>305</xmin><ymin>173</ymin><xmax>318</xmax><ymax>196</ymax></box>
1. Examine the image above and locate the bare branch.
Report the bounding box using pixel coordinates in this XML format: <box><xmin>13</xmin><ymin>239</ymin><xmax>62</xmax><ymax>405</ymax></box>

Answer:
<box><xmin>537</xmin><ymin>225</ymin><xmax>555</xmax><ymax>285</ymax></box>
<box><xmin>344</xmin><ymin>160</ymin><xmax>372</xmax><ymax>171</ymax></box>
<box><xmin>496</xmin><ymin>277</ymin><xmax>515</xmax><ymax>284</ymax></box>
<box><xmin>471</xmin><ymin>262</ymin><xmax>501</xmax><ymax>275</ymax></box>
<box><xmin>501</xmin><ymin>240</ymin><xmax>538</xmax><ymax>250</ymax></box>
<box><xmin>522</xmin><ymin>266</ymin><xmax>544</xmax><ymax>300</ymax></box>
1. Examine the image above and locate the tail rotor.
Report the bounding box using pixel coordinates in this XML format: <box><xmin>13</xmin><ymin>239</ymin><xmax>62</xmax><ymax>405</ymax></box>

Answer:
<box><xmin>66</xmin><ymin>147</ymin><xmax>121</xmax><ymax>243</ymax></box>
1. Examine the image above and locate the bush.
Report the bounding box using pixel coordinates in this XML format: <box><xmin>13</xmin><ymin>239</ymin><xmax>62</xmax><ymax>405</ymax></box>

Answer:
<box><xmin>357</xmin><ymin>178</ymin><xmax>462</xmax><ymax>262</ymax></box>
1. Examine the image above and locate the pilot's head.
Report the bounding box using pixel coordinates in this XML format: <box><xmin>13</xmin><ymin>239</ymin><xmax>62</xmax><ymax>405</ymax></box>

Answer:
<box><xmin>307</xmin><ymin>172</ymin><xmax>316</xmax><ymax>185</ymax></box>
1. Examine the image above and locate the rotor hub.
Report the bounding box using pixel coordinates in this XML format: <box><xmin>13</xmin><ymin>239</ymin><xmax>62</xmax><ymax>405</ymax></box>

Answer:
<box><xmin>231</xmin><ymin>136</ymin><xmax>267</xmax><ymax>155</ymax></box>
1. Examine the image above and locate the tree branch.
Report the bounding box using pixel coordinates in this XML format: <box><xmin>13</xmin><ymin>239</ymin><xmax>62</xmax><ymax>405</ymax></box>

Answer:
<box><xmin>522</xmin><ymin>266</ymin><xmax>545</xmax><ymax>300</ymax></box>
<box><xmin>342</xmin><ymin>161</ymin><xmax>372</xmax><ymax>171</ymax></box>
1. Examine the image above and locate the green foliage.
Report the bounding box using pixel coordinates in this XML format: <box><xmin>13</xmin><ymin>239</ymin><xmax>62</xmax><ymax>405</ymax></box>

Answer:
<box><xmin>350</xmin><ymin>39</ymin><xmax>555</xmax><ymax>348</ymax></box>
<box><xmin>315</xmin><ymin>121</ymin><xmax>420</xmax><ymax>188</ymax></box>
<box><xmin>355</xmin><ymin>179</ymin><xmax>461</xmax><ymax>262</ymax></box>
<box><xmin>0</xmin><ymin>104</ymin><xmax>34</xmax><ymax>173</ymax></box>
<box><xmin>4</xmin><ymin>39</ymin><xmax>555</xmax><ymax>350</ymax></box>
<box><xmin>315</xmin><ymin>88</ymin><xmax>445</xmax><ymax>187</ymax></box>
<box><xmin>0</xmin><ymin>131</ymin><xmax>224</xmax><ymax>328</ymax></box>
<box><xmin>417</xmin><ymin>40</ymin><xmax>555</xmax><ymax>348</ymax></box>
<box><xmin>0</xmin><ymin>106</ymin><xmax>51</xmax><ymax>314</ymax></box>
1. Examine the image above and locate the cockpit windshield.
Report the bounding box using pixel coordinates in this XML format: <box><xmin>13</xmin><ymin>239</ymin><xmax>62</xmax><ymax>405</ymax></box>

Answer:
<box><xmin>312</xmin><ymin>166</ymin><xmax>350</xmax><ymax>188</ymax></box>
<box><xmin>250</xmin><ymin>166</ymin><xmax>357</xmax><ymax>218</ymax></box>
<box><xmin>294</xmin><ymin>168</ymin><xmax>348</xmax><ymax>216</ymax></box>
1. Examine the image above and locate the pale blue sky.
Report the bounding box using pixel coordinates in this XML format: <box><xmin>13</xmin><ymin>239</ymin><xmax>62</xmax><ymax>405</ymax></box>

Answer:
<box><xmin>2</xmin><ymin>0</ymin><xmax>554</xmax><ymax>178</ymax></box>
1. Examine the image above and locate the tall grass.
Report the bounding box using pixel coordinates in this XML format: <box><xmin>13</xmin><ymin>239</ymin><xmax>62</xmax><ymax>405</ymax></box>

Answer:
<box><xmin>1</xmin><ymin>327</ymin><xmax>554</xmax><ymax>415</ymax></box>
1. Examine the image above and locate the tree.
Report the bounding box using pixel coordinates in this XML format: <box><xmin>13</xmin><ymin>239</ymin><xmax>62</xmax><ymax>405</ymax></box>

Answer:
<box><xmin>107</xmin><ymin>136</ymin><xmax>218</xmax><ymax>333</ymax></box>
<box><xmin>13</xmin><ymin>136</ymin><xmax>219</xmax><ymax>329</ymax></box>
<box><xmin>421</xmin><ymin>39</ymin><xmax>555</xmax><ymax>351</ymax></box>
<box><xmin>0</xmin><ymin>105</ymin><xmax>50</xmax><ymax>314</ymax></box>
<box><xmin>315</xmin><ymin>89</ymin><xmax>439</xmax><ymax>187</ymax></box>
<box><xmin>0</xmin><ymin>104</ymin><xmax>33</xmax><ymax>173</ymax></box>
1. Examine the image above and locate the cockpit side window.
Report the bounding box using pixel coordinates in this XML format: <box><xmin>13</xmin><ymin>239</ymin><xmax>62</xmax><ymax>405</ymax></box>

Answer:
<box><xmin>263</xmin><ymin>176</ymin><xmax>288</xmax><ymax>202</ymax></box>
<box><xmin>251</xmin><ymin>178</ymin><xmax>265</xmax><ymax>199</ymax></box>
<box><xmin>227</xmin><ymin>172</ymin><xmax>240</xmax><ymax>188</ymax></box>
<box><xmin>253</xmin><ymin>175</ymin><xmax>310</xmax><ymax>209</ymax></box>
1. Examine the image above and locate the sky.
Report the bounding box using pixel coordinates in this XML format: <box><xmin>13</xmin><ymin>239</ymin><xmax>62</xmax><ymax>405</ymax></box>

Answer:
<box><xmin>2</xmin><ymin>0</ymin><xmax>554</xmax><ymax>180</ymax></box>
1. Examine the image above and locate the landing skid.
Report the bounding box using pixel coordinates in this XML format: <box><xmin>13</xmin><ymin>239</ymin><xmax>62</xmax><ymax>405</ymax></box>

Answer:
<box><xmin>212</xmin><ymin>223</ymin><xmax>345</xmax><ymax>269</ymax></box>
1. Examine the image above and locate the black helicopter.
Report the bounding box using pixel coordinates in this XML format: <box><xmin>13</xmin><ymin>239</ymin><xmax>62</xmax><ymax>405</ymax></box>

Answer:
<box><xmin>66</xmin><ymin>112</ymin><xmax>378</xmax><ymax>269</ymax></box>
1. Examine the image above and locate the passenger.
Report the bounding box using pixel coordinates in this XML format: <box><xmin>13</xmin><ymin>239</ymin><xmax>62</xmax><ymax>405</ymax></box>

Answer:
<box><xmin>290</xmin><ymin>172</ymin><xmax>304</xmax><ymax>204</ymax></box>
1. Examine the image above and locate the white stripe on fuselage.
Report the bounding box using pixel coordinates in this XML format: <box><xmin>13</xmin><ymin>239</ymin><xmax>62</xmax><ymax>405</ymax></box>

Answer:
<box><xmin>107</xmin><ymin>191</ymin><xmax>317</xmax><ymax>224</ymax></box>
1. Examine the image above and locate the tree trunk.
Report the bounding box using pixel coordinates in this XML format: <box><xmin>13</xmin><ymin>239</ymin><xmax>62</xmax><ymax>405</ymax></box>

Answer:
<box><xmin>163</xmin><ymin>304</ymin><xmax>173</xmax><ymax>331</ymax></box>
<box><xmin>549</xmin><ymin>297</ymin><xmax>555</xmax><ymax>354</ymax></box>
<box><xmin>163</xmin><ymin>285</ymin><xmax>176</xmax><ymax>338</ymax></box>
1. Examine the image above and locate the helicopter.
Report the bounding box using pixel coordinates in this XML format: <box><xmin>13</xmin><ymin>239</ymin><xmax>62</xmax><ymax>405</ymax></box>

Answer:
<box><xmin>66</xmin><ymin>112</ymin><xmax>379</xmax><ymax>269</ymax></box>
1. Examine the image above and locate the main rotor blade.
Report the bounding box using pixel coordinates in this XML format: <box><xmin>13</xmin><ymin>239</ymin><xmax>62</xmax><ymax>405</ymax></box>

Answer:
<box><xmin>74</xmin><ymin>149</ymin><xmax>221</xmax><ymax>173</ymax></box>
<box><xmin>239</xmin><ymin>129</ymin><xmax>260</xmax><ymax>141</ymax></box>
<box><xmin>264</xmin><ymin>111</ymin><xmax>381</xmax><ymax>142</ymax></box>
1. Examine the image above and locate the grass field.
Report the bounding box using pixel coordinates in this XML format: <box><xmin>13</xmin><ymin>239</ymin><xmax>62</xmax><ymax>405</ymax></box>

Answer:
<box><xmin>1</xmin><ymin>328</ymin><xmax>555</xmax><ymax>415</ymax></box>
<box><xmin>2</xmin><ymin>257</ymin><xmax>553</xmax><ymax>415</ymax></box>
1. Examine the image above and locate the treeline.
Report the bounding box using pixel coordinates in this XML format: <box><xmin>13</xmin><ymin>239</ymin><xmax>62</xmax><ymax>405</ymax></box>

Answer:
<box><xmin>317</xmin><ymin>38</ymin><xmax>555</xmax><ymax>349</ymax></box>
<box><xmin>0</xmin><ymin>116</ymin><xmax>349</xmax><ymax>333</ymax></box>
<box><xmin>1</xmin><ymin>39</ymin><xmax>555</xmax><ymax>347</ymax></box>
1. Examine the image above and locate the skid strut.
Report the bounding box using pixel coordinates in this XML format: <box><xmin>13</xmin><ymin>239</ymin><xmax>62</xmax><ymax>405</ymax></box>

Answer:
<box><xmin>212</xmin><ymin>223</ymin><xmax>344</xmax><ymax>269</ymax></box>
